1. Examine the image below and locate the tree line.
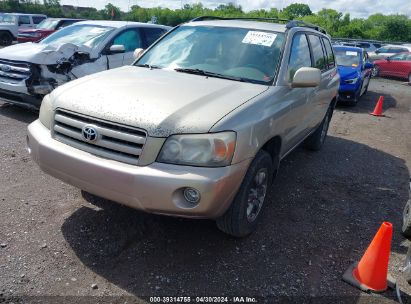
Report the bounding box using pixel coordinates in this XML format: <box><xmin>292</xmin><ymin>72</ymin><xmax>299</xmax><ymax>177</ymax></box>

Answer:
<box><xmin>1</xmin><ymin>1</ymin><xmax>410</xmax><ymax>42</ymax></box>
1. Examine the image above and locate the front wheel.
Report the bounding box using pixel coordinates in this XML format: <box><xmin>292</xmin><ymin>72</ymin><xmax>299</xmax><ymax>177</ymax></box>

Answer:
<box><xmin>216</xmin><ymin>150</ymin><xmax>273</xmax><ymax>237</ymax></box>
<box><xmin>372</xmin><ymin>65</ymin><xmax>380</xmax><ymax>77</ymax></box>
<box><xmin>0</xmin><ymin>31</ymin><xmax>12</xmax><ymax>46</ymax></box>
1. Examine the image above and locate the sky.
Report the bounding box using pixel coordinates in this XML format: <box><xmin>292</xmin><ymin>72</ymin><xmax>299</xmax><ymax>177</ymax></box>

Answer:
<box><xmin>60</xmin><ymin>0</ymin><xmax>411</xmax><ymax>18</ymax></box>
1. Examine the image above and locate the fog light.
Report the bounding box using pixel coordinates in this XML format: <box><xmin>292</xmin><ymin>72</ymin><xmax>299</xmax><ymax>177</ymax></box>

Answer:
<box><xmin>183</xmin><ymin>188</ymin><xmax>200</xmax><ymax>204</ymax></box>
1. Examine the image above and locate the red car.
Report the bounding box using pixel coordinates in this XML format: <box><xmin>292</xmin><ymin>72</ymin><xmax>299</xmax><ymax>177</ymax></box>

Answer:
<box><xmin>373</xmin><ymin>52</ymin><xmax>411</xmax><ymax>82</ymax></box>
<box><xmin>17</xmin><ymin>18</ymin><xmax>84</xmax><ymax>43</ymax></box>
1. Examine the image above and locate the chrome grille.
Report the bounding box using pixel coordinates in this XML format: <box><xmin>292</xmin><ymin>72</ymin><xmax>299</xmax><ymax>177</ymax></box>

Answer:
<box><xmin>0</xmin><ymin>59</ymin><xmax>31</xmax><ymax>84</ymax></box>
<box><xmin>52</xmin><ymin>109</ymin><xmax>147</xmax><ymax>165</ymax></box>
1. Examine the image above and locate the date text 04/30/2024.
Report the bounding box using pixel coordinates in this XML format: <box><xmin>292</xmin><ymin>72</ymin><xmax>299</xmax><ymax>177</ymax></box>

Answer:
<box><xmin>149</xmin><ymin>297</ymin><xmax>258</xmax><ymax>303</ymax></box>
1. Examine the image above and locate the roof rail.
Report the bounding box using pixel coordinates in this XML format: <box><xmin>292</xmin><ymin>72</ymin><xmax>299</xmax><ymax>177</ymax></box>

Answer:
<box><xmin>190</xmin><ymin>16</ymin><xmax>327</xmax><ymax>35</ymax></box>
<box><xmin>190</xmin><ymin>16</ymin><xmax>290</xmax><ymax>23</ymax></box>
<box><xmin>286</xmin><ymin>20</ymin><xmax>327</xmax><ymax>34</ymax></box>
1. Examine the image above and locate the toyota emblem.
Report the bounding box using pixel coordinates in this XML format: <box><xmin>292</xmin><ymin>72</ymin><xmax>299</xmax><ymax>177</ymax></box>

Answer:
<box><xmin>0</xmin><ymin>64</ymin><xmax>11</xmax><ymax>72</ymax></box>
<box><xmin>82</xmin><ymin>125</ymin><xmax>98</xmax><ymax>142</ymax></box>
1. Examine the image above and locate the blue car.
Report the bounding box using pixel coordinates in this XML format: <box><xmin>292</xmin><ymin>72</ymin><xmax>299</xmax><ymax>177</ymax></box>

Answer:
<box><xmin>334</xmin><ymin>46</ymin><xmax>373</xmax><ymax>105</ymax></box>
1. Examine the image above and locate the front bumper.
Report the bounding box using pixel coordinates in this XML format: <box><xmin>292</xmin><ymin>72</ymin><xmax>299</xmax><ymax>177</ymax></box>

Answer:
<box><xmin>0</xmin><ymin>82</ymin><xmax>42</xmax><ymax>109</ymax></box>
<box><xmin>27</xmin><ymin>120</ymin><xmax>250</xmax><ymax>219</ymax></box>
<box><xmin>338</xmin><ymin>83</ymin><xmax>361</xmax><ymax>102</ymax></box>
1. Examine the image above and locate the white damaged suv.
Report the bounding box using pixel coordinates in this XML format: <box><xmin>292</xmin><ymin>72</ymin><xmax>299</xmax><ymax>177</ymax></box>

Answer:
<box><xmin>27</xmin><ymin>18</ymin><xmax>339</xmax><ymax>237</ymax></box>
<box><xmin>0</xmin><ymin>20</ymin><xmax>169</xmax><ymax>109</ymax></box>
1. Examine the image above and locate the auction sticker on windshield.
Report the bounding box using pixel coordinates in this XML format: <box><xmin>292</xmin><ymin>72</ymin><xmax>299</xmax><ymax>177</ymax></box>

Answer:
<box><xmin>242</xmin><ymin>31</ymin><xmax>277</xmax><ymax>47</ymax></box>
<box><xmin>346</xmin><ymin>51</ymin><xmax>358</xmax><ymax>56</ymax></box>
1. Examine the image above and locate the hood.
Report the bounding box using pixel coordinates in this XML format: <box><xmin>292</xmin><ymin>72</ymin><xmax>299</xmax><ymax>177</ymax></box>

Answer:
<box><xmin>337</xmin><ymin>65</ymin><xmax>360</xmax><ymax>80</ymax></box>
<box><xmin>0</xmin><ymin>42</ymin><xmax>92</xmax><ymax>64</ymax></box>
<box><xmin>50</xmin><ymin>66</ymin><xmax>269</xmax><ymax>137</ymax></box>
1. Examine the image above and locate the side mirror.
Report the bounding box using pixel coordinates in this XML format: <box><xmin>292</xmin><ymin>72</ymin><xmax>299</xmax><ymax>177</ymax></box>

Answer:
<box><xmin>386</xmin><ymin>57</ymin><xmax>391</xmax><ymax>61</ymax></box>
<box><xmin>133</xmin><ymin>48</ymin><xmax>144</xmax><ymax>60</ymax></box>
<box><xmin>109</xmin><ymin>44</ymin><xmax>125</xmax><ymax>54</ymax></box>
<box><xmin>291</xmin><ymin>67</ymin><xmax>321</xmax><ymax>88</ymax></box>
<box><xmin>364</xmin><ymin>62</ymin><xmax>374</xmax><ymax>69</ymax></box>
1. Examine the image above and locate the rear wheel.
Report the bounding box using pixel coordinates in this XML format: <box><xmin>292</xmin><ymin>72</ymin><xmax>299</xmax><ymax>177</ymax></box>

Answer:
<box><xmin>304</xmin><ymin>107</ymin><xmax>332</xmax><ymax>151</ymax></box>
<box><xmin>216</xmin><ymin>150</ymin><xmax>273</xmax><ymax>237</ymax></box>
<box><xmin>408</xmin><ymin>73</ymin><xmax>411</xmax><ymax>84</ymax></box>
<box><xmin>0</xmin><ymin>31</ymin><xmax>12</xmax><ymax>46</ymax></box>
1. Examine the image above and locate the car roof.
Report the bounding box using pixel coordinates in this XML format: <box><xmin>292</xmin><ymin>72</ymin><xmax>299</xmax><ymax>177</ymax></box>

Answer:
<box><xmin>184</xmin><ymin>20</ymin><xmax>288</xmax><ymax>33</ymax></box>
<box><xmin>75</xmin><ymin>20</ymin><xmax>170</xmax><ymax>29</ymax></box>
<box><xmin>334</xmin><ymin>46</ymin><xmax>363</xmax><ymax>53</ymax></box>
<box><xmin>4</xmin><ymin>13</ymin><xmax>47</xmax><ymax>17</ymax></box>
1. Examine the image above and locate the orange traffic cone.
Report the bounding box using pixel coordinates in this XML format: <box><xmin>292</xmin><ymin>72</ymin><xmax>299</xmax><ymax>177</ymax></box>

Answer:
<box><xmin>343</xmin><ymin>222</ymin><xmax>393</xmax><ymax>292</ymax></box>
<box><xmin>370</xmin><ymin>96</ymin><xmax>384</xmax><ymax>116</ymax></box>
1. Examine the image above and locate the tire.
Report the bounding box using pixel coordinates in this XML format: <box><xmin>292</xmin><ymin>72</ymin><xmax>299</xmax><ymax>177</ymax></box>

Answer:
<box><xmin>408</xmin><ymin>73</ymin><xmax>411</xmax><ymax>84</ymax></box>
<box><xmin>403</xmin><ymin>246</ymin><xmax>411</xmax><ymax>284</ymax></box>
<box><xmin>216</xmin><ymin>150</ymin><xmax>273</xmax><ymax>237</ymax></box>
<box><xmin>304</xmin><ymin>107</ymin><xmax>332</xmax><ymax>151</ymax></box>
<box><xmin>402</xmin><ymin>199</ymin><xmax>411</xmax><ymax>239</ymax></box>
<box><xmin>372</xmin><ymin>65</ymin><xmax>380</xmax><ymax>77</ymax></box>
<box><xmin>0</xmin><ymin>31</ymin><xmax>13</xmax><ymax>46</ymax></box>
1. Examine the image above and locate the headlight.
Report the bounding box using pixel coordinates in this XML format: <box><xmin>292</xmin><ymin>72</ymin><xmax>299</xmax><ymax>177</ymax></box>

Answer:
<box><xmin>344</xmin><ymin>77</ymin><xmax>359</xmax><ymax>84</ymax></box>
<box><xmin>157</xmin><ymin>132</ymin><xmax>236</xmax><ymax>167</ymax></box>
<box><xmin>39</xmin><ymin>94</ymin><xmax>53</xmax><ymax>129</ymax></box>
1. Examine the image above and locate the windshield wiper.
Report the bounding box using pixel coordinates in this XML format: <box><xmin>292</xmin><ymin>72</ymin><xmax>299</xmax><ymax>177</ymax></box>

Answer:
<box><xmin>174</xmin><ymin>68</ymin><xmax>267</xmax><ymax>84</ymax></box>
<box><xmin>174</xmin><ymin>68</ymin><xmax>247</xmax><ymax>82</ymax></box>
<box><xmin>135</xmin><ymin>63</ymin><xmax>161</xmax><ymax>70</ymax></box>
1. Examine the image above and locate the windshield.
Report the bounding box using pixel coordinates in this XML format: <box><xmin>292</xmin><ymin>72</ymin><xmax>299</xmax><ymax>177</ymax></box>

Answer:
<box><xmin>36</xmin><ymin>19</ymin><xmax>59</xmax><ymax>30</ymax></box>
<box><xmin>0</xmin><ymin>14</ymin><xmax>17</xmax><ymax>24</ymax></box>
<box><xmin>40</xmin><ymin>24</ymin><xmax>114</xmax><ymax>48</ymax></box>
<box><xmin>335</xmin><ymin>49</ymin><xmax>361</xmax><ymax>67</ymax></box>
<box><xmin>137</xmin><ymin>25</ymin><xmax>285</xmax><ymax>84</ymax></box>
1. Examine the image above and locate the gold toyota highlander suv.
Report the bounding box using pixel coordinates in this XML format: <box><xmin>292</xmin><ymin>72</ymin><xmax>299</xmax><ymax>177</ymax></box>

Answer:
<box><xmin>27</xmin><ymin>17</ymin><xmax>340</xmax><ymax>237</ymax></box>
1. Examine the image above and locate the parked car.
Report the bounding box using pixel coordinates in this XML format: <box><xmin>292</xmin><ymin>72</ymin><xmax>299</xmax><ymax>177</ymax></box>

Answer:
<box><xmin>368</xmin><ymin>45</ymin><xmax>411</xmax><ymax>62</ymax></box>
<box><xmin>372</xmin><ymin>52</ymin><xmax>411</xmax><ymax>82</ymax></box>
<box><xmin>17</xmin><ymin>18</ymin><xmax>84</xmax><ymax>43</ymax></box>
<box><xmin>27</xmin><ymin>17</ymin><xmax>339</xmax><ymax>237</ymax></box>
<box><xmin>0</xmin><ymin>20</ymin><xmax>170</xmax><ymax>109</ymax></box>
<box><xmin>334</xmin><ymin>46</ymin><xmax>373</xmax><ymax>105</ymax></box>
<box><xmin>0</xmin><ymin>13</ymin><xmax>47</xmax><ymax>46</ymax></box>
<box><xmin>339</xmin><ymin>41</ymin><xmax>381</xmax><ymax>53</ymax></box>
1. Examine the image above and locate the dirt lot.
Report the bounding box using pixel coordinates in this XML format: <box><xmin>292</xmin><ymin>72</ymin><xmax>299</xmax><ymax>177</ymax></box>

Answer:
<box><xmin>0</xmin><ymin>78</ymin><xmax>410</xmax><ymax>303</ymax></box>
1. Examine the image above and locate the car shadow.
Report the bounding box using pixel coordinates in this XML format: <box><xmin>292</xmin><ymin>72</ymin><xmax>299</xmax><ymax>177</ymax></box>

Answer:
<box><xmin>336</xmin><ymin>89</ymin><xmax>397</xmax><ymax>115</ymax></box>
<box><xmin>61</xmin><ymin>136</ymin><xmax>410</xmax><ymax>301</ymax></box>
<box><xmin>0</xmin><ymin>102</ymin><xmax>38</xmax><ymax>123</ymax></box>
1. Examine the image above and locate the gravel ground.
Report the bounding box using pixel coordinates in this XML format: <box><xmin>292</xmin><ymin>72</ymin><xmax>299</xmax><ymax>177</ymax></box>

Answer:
<box><xmin>0</xmin><ymin>78</ymin><xmax>410</xmax><ymax>303</ymax></box>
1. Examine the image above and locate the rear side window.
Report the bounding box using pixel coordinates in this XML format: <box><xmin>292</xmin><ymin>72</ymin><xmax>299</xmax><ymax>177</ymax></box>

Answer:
<box><xmin>18</xmin><ymin>16</ymin><xmax>31</xmax><ymax>25</ymax></box>
<box><xmin>322</xmin><ymin>38</ymin><xmax>335</xmax><ymax>69</ymax></box>
<box><xmin>287</xmin><ymin>33</ymin><xmax>312</xmax><ymax>81</ymax></box>
<box><xmin>308</xmin><ymin>35</ymin><xmax>327</xmax><ymax>71</ymax></box>
<box><xmin>142</xmin><ymin>27</ymin><xmax>167</xmax><ymax>47</ymax></box>
<box><xmin>32</xmin><ymin>16</ymin><xmax>46</xmax><ymax>24</ymax></box>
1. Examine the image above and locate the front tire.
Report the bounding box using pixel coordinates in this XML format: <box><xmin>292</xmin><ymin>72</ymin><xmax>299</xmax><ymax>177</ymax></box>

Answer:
<box><xmin>372</xmin><ymin>65</ymin><xmax>380</xmax><ymax>77</ymax></box>
<box><xmin>216</xmin><ymin>150</ymin><xmax>273</xmax><ymax>237</ymax></box>
<box><xmin>304</xmin><ymin>107</ymin><xmax>332</xmax><ymax>151</ymax></box>
<box><xmin>0</xmin><ymin>31</ymin><xmax>13</xmax><ymax>46</ymax></box>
